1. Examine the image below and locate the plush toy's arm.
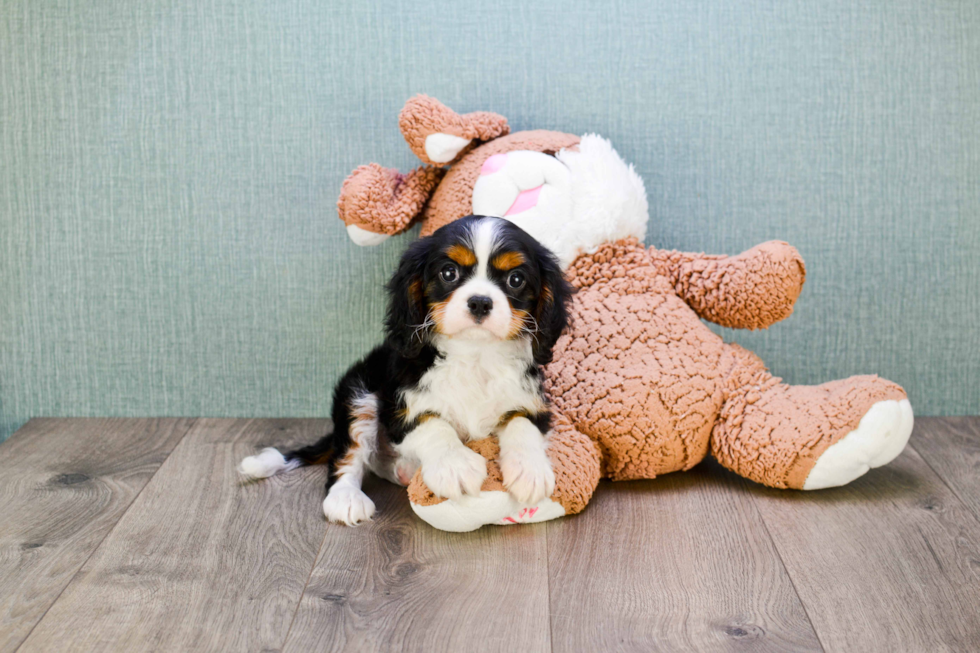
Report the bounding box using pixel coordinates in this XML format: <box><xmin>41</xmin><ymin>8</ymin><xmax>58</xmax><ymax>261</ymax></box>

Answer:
<box><xmin>650</xmin><ymin>241</ymin><xmax>806</xmax><ymax>330</ymax></box>
<box><xmin>399</xmin><ymin>95</ymin><xmax>509</xmax><ymax>166</ymax></box>
<box><xmin>337</xmin><ymin>163</ymin><xmax>444</xmax><ymax>245</ymax></box>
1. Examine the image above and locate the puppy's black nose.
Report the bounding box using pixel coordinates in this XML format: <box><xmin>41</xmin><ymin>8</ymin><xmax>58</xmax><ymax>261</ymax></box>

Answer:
<box><xmin>467</xmin><ymin>295</ymin><xmax>493</xmax><ymax>321</ymax></box>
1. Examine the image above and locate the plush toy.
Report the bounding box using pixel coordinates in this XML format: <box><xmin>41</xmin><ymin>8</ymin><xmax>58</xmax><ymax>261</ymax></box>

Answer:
<box><xmin>338</xmin><ymin>95</ymin><xmax>914</xmax><ymax>532</ymax></box>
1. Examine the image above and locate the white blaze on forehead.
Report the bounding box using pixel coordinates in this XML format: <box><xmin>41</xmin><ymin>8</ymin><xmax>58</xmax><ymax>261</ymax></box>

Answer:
<box><xmin>469</xmin><ymin>217</ymin><xmax>501</xmax><ymax>280</ymax></box>
<box><xmin>439</xmin><ymin>218</ymin><xmax>512</xmax><ymax>339</ymax></box>
<box><xmin>442</xmin><ymin>278</ymin><xmax>511</xmax><ymax>338</ymax></box>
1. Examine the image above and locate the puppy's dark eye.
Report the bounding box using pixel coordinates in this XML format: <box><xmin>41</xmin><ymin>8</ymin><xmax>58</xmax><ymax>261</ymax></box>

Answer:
<box><xmin>507</xmin><ymin>271</ymin><xmax>525</xmax><ymax>289</ymax></box>
<box><xmin>440</xmin><ymin>264</ymin><xmax>458</xmax><ymax>283</ymax></box>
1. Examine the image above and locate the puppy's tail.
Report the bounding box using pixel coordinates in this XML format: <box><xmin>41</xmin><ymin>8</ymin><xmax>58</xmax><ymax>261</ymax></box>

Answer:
<box><xmin>238</xmin><ymin>425</ymin><xmax>338</xmax><ymax>481</ymax></box>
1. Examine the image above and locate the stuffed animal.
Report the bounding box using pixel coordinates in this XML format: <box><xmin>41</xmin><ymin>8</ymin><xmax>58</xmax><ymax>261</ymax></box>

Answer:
<box><xmin>337</xmin><ymin>95</ymin><xmax>914</xmax><ymax>532</ymax></box>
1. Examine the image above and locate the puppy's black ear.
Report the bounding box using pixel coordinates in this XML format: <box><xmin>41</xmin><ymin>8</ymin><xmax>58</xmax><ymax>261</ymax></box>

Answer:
<box><xmin>532</xmin><ymin>246</ymin><xmax>573</xmax><ymax>366</ymax></box>
<box><xmin>385</xmin><ymin>239</ymin><xmax>431</xmax><ymax>358</ymax></box>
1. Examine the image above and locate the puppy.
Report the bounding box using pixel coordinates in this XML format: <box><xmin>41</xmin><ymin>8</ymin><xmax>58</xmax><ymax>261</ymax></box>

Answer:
<box><xmin>239</xmin><ymin>215</ymin><xmax>572</xmax><ymax>525</ymax></box>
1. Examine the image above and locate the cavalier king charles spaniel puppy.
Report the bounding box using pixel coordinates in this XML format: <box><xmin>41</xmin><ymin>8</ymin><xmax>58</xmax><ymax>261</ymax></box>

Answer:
<box><xmin>239</xmin><ymin>215</ymin><xmax>572</xmax><ymax>524</ymax></box>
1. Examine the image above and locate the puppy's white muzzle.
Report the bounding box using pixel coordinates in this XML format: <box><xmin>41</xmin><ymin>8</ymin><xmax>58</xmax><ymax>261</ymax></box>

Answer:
<box><xmin>440</xmin><ymin>279</ymin><xmax>511</xmax><ymax>339</ymax></box>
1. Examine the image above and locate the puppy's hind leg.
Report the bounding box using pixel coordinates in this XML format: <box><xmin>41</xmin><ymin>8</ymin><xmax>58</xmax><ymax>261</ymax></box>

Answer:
<box><xmin>322</xmin><ymin>394</ymin><xmax>379</xmax><ymax>526</ymax></box>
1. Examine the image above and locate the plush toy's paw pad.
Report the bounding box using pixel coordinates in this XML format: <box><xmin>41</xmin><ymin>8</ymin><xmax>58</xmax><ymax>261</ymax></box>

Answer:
<box><xmin>421</xmin><ymin>446</ymin><xmax>488</xmax><ymax>500</ymax></box>
<box><xmin>322</xmin><ymin>485</ymin><xmax>376</xmax><ymax>525</ymax></box>
<box><xmin>424</xmin><ymin>133</ymin><xmax>471</xmax><ymax>164</ymax></box>
<box><xmin>803</xmin><ymin>399</ymin><xmax>914</xmax><ymax>490</ymax></box>
<box><xmin>346</xmin><ymin>223</ymin><xmax>390</xmax><ymax>246</ymax></box>
<box><xmin>501</xmin><ymin>449</ymin><xmax>556</xmax><ymax>505</ymax></box>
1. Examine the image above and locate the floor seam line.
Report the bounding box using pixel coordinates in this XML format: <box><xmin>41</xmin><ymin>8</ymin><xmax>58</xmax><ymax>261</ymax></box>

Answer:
<box><xmin>545</xmin><ymin>522</ymin><xmax>556</xmax><ymax>653</ymax></box>
<box><xmin>744</xmin><ymin>481</ymin><xmax>828</xmax><ymax>653</ymax></box>
<box><xmin>280</xmin><ymin>504</ymin><xmax>330</xmax><ymax>650</ymax></box>
<box><xmin>910</xmin><ymin>440</ymin><xmax>980</xmax><ymax>528</ymax></box>
<box><xmin>12</xmin><ymin>417</ymin><xmax>199</xmax><ymax>652</ymax></box>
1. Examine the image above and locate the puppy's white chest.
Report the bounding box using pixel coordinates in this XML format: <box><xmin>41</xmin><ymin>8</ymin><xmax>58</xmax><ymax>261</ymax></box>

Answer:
<box><xmin>405</xmin><ymin>336</ymin><xmax>540</xmax><ymax>440</ymax></box>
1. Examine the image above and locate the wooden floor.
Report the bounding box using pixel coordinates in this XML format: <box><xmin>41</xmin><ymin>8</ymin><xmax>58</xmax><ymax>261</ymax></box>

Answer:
<box><xmin>1</xmin><ymin>418</ymin><xmax>978</xmax><ymax>652</ymax></box>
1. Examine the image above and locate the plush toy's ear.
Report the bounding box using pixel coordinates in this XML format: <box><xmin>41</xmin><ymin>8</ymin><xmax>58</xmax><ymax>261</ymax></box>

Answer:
<box><xmin>532</xmin><ymin>246</ymin><xmax>574</xmax><ymax>366</ymax></box>
<box><xmin>399</xmin><ymin>95</ymin><xmax>510</xmax><ymax>166</ymax></box>
<box><xmin>384</xmin><ymin>239</ymin><xmax>432</xmax><ymax>358</ymax></box>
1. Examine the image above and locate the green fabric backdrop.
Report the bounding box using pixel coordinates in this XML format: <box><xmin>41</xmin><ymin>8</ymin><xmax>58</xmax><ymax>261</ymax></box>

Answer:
<box><xmin>2</xmin><ymin>0</ymin><xmax>978</xmax><ymax>442</ymax></box>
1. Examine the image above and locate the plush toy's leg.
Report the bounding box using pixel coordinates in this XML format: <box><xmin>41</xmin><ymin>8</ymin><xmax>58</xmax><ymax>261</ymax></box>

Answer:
<box><xmin>337</xmin><ymin>163</ymin><xmax>444</xmax><ymax>245</ymax></box>
<box><xmin>407</xmin><ymin>414</ymin><xmax>601</xmax><ymax>532</ymax></box>
<box><xmin>711</xmin><ymin>344</ymin><xmax>913</xmax><ymax>490</ymax></box>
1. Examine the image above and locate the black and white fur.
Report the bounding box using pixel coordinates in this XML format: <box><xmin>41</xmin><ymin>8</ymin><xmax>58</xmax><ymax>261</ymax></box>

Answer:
<box><xmin>239</xmin><ymin>216</ymin><xmax>572</xmax><ymax>525</ymax></box>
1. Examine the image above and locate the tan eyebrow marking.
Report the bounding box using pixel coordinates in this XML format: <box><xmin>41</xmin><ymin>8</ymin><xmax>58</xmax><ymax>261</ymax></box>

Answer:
<box><xmin>446</xmin><ymin>244</ymin><xmax>476</xmax><ymax>266</ymax></box>
<box><xmin>491</xmin><ymin>251</ymin><xmax>525</xmax><ymax>271</ymax></box>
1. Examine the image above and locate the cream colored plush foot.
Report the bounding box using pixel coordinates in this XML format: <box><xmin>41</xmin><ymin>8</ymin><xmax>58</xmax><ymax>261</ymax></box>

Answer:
<box><xmin>410</xmin><ymin>491</ymin><xmax>565</xmax><ymax>533</ymax></box>
<box><xmin>346</xmin><ymin>224</ymin><xmax>390</xmax><ymax>246</ymax></box>
<box><xmin>424</xmin><ymin>133</ymin><xmax>471</xmax><ymax>163</ymax></box>
<box><xmin>803</xmin><ymin>399</ymin><xmax>914</xmax><ymax>490</ymax></box>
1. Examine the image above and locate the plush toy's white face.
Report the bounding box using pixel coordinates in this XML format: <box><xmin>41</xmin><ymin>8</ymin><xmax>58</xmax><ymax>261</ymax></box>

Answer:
<box><xmin>470</xmin><ymin>135</ymin><xmax>650</xmax><ymax>268</ymax></box>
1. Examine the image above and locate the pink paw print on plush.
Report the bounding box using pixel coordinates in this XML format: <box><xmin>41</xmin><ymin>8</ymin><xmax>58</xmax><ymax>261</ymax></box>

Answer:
<box><xmin>499</xmin><ymin>506</ymin><xmax>540</xmax><ymax>525</ymax></box>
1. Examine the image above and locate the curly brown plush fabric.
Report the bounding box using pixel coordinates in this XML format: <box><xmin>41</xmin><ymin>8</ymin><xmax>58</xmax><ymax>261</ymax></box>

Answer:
<box><xmin>547</xmin><ymin>415</ymin><xmax>602</xmax><ymax>514</ymax></box>
<box><xmin>547</xmin><ymin>239</ymin><xmax>907</xmax><ymax>488</ymax></box>
<box><xmin>399</xmin><ymin>95</ymin><xmax>510</xmax><ymax>166</ymax></box>
<box><xmin>336</xmin><ymin>163</ymin><xmax>444</xmax><ymax>234</ymax></box>
<box><xmin>649</xmin><ymin>241</ymin><xmax>807</xmax><ymax>330</ymax></box>
<box><xmin>713</xmin><ymin>344</ymin><xmax>907</xmax><ymax>488</ymax></box>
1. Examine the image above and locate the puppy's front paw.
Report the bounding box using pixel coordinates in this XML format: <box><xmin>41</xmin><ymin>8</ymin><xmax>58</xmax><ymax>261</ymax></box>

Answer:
<box><xmin>501</xmin><ymin>449</ymin><xmax>555</xmax><ymax>505</ymax></box>
<box><xmin>421</xmin><ymin>446</ymin><xmax>488</xmax><ymax>500</ymax></box>
<box><xmin>323</xmin><ymin>485</ymin><xmax>376</xmax><ymax>526</ymax></box>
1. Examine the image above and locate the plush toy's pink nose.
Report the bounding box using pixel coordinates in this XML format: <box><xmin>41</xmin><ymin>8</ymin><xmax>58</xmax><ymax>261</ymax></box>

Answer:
<box><xmin>480</xmin><ymin>153</ymin><xmax>508</xmax><ymax>175</ymax></box>
<box><xmin>505</xmin><ymin>186</ymin><xmax>543</xmax><ymax>216</ymax></box>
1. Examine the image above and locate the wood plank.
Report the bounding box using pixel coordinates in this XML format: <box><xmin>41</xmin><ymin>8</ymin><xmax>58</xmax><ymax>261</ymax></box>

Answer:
<box><xmin>0</xmin><ymin>418</ymin><xmax>193</xmax><ymax>653</ymax></box>
<box><xmin>19</xmin><ymin>418</ymin><xmax>332</xmax><ymax>652</ymax></box>
<box><xmin>284</xmin><ymin>476</ymin><xmax>552</xmax><ymax>653</ymax></box>
<box><xmin>749</xmin><ymin>444</ymin><xmax>980</xmax><ymax>652</ymax></box>
<box><xmin>911</xmin><ymin>416</ymin><xmax>980</xmax><ymax>522</ymax></box>
<box><xmin>547</xmin><ymin>464</ymin><xmax>823</xmax><ymax>652</ymax></box>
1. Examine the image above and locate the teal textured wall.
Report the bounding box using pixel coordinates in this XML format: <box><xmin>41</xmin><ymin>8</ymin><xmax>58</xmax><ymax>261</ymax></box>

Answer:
<box><xmin>2</xmin><ymin>0</ymin><xmax>979</xmax><ymax>442</ymax></box>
